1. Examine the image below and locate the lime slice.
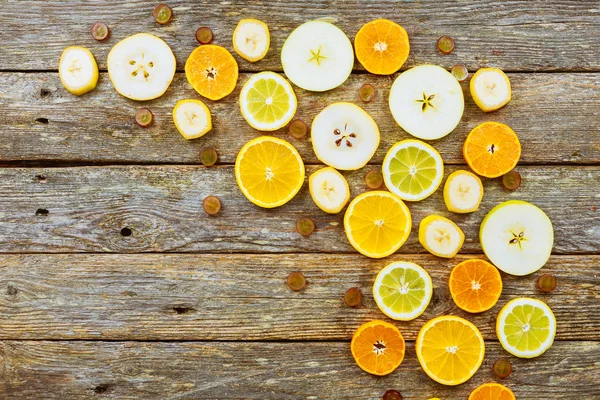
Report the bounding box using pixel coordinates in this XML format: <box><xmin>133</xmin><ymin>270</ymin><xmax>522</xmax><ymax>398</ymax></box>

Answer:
<box><xmin>373</xmin><ymin>261</ymin><xmax>433</xmax><ymax>320</ymax></box>
<box><xmin>496</xmin><ymin>297</ymin><xmax>556</xmax><ymax>358</ymax></box>
<box><xmin>382</xmin><ymin>139</ymin><xmax>444</xmax><ymax>201</ymax></box>
<box><xmin>239</xmin><ymin>71</ymin><xmax>297</xmax><ymax>131</ymax></box>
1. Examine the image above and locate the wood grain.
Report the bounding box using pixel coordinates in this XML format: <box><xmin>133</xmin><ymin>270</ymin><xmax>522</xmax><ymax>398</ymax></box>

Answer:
<box><xmin>2</xmin><ymin>340</ymin><xmax>599</xmax><ymax>399</ymax></box>
<box><xmin>0</xmin><ymin>165</ymin><xmax>597</xmax><ymax>254</ymax></box>
<box><xmin>0</xmin><ymin>254</ymin><xmax>598</xmax><ymax>341</ymax></box>
<box><xmin>2</xmin><ymin>72</ymin><xmax>599</xmax><ymax>165</ymax></box>
<box><xmin>0</xmin><ymin>0</ymin><xmax>598</xmax><ymax>72</ymax></box>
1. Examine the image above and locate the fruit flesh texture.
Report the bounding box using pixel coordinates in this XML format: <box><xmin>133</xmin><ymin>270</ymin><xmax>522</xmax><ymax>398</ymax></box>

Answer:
<box><xmin>449</xmin><ymin>259</ymin><xmax>502</xmax><ymax>313</ymax></box>
<box><xmin>185</xmin><ymin>45</ymin><xmax>238</xmax><ymax>101</ymax></box>
<box><xmin>444</xmin><ymin>170</ymin><xmax>483</xmax><ymax>213</ymax></box>
<box><xmin>470</xmin><ymin>68</ymin><xmax>512</xmax><ymax>112</ymax></box>
<box><xmin>59</xmin><ymin>47</ymin><xmax>98</xmax><ymax>96</ymax></box>
<box><xmin>419</xmin><ymin>215</ymin><xmax>464</xmax><ymax>258</ymax></box>
<box><xmin>351</xmin><ymin>320</ymin><xmax>405</xmax><ymax>376</ymax></box>
<box><xmin>354</xmin><ymin>19</ymin><xmax>410</xmax><ymax>75</ymax></box>
<box><xmin>309</xmin><ymin>167</ymin><xmax>350</xmax><ymax>214</ymax></box>
<box><xmin>240</xmin><ymin>72</ymin><xmax>296</xmax><ymax>131</ymax></box>
<box><xmin>233</xmin><ymin>19</ymin><xmax>270</xmax><ymax>62</ymax></box>
<box><xmin>468</xmin><ymin>383</ymin><xmax>516</xmax><ymax>400</ymax></box>
<box><xmin>173</xmin><ymin>100</ymin><xmax>212</xmax><ymax>140</ymax></box>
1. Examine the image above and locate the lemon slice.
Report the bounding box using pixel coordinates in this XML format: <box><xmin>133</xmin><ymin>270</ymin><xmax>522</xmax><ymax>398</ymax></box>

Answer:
<box><xmin>344</xmin><ymin>191</ymin><xmax>412</xmax><ymax>259</ymax></box>
<box><xmin>233</xmin><ymin>19</ymin><xmax>270</xmax><ymax>62</ymax></box>
<box><xmin>172</xmin><ymin>99</ymin><xmax>212</xmax><ymax>140</ymax></box>
<box><xmin>373</xmin><ymin>261</ymin><xmax>433</xmax><ymax>321</ymax></box>
<box><xmin>444</xmin><ymin>170</ymin><xmax>484</xmax><ymax>213</ymax></box>
<box><xmin>59</xmin><ymin>46</ymin><xmax>99</xmax><ymax>96</ymax></box>
<box><xmin>496</xmin><ymin>297</ymin><xmax>556</xmax><ymax>358</ymax></box>
<box><xmin>309</xmin><ymin>167</ymin><xmax>350</xmax><ymax>214</ymax></box>
<box><xmin>239</xmin><ymin>72</ymin><xmax>297</xmax><ymax>131</ymax></box>
<box><xmin>419</xmin><ymin>215</ymin><xmax>464</xmax><ymax>258</ymax></box>
<box><xmin>470</xmin><ymin>68</ymin><xmax>512</xmax><ymax>112</ymax></box>
<box><xmin>382</xmin><ymin>139</ymin><xmax>444</xmax><ymax>201</ymax></box>
<box><xmin>235</xmin><ymin>136</ymin><xmax>305</xmax><ymax>208</ymax></box>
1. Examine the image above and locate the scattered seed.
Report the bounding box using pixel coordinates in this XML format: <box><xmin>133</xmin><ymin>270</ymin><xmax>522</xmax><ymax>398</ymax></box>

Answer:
<box><xmin>296</xmin><ymin>217</ymin><xmax>315</xmax><ymax>236</ymax></box>
<box><xmin>451</xmin><ymin>64</ymin><xmax>468</xmax><ymax>81</ymax></box>
<box><xmin>359</xmin><ymin>83</ymin><xmax>376</xmax><ymax>103</ymax></box>
<box><xmin>344</xmin><ymin>287</ymin><xmax>363</xmax><ymax>307</ymax></box>
<box><xmin>537</xmin><ymin>274</ymin><xmax>557</xmax><ymax>293</ymax></box>
<box><xmin>200</xmin><ymin>147</ymin><xmax>218</xmax><ymax>166</ymax></box>
<box><xmin>288</xmin><ymin>119</ymin><xmax>308</xmax><ymax>139</ymax></box>
<box><xmin>502</xmin><ymin>171</ymin><xmax>522</xmax><ymax>190</ymax></box>
<box><xmin>437</xmin><ymin>35</ymin><xmax>455</xmax><ymax>55</ymax></box>
<box><xmin>135</xmin><ymin>108</ymin><xmax>154</xmax><ymax>128</ymax></box>
<box><xmin>492</xmin><ymin>357</ymin><xmax>512</xmax><ymax>378</ymax></box>
<box><xmin>90</xmin><ymin>22</ymin><xmax>110</xmax><ymax>41</ymax></box>
<box><xmin>365</xmin><ymin>169</ymin><xmax>384</xmax><ymax>189</ymax></box>
<box><xmin>383</xmin><ymin>390</ymin><xmax>403</xmax><ymax>400</ymax></box>
<box><xmin>196</xmin><ymin>27</ymin><xmax>214</xmax><ymax>44</ymax></box>
<box><xmin>153</xmin><ymin>4</ymin><xmax>173</xmax><ymax>25</ymax></box>
<box><xmin>287</xmin><ymin>271</ymin><xmax>306</xmax><ymax>291</ymax></box>
<box><xmin>203</xmin><ymin>196</ymin><xmax>221</xmax><ymax>215</ymax></box>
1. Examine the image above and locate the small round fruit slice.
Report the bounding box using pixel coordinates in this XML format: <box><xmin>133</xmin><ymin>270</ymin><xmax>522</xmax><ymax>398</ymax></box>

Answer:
<box><xmin>281</xmin><ymin>20</ymin><xmax>354</xmax><ymax>92</ymax></box>
<box><xmin>107</xmin><ymin>33</ymin><xmax>176</xmax><ymax>101</ymax></box>
<box><xmin>470</xmin><ymin>68</ymin><xmax>512</xmax><ymax>112</ymax></box>
<box><xmin>469</xmin><ymin>383</ymin><xmax>516</xmax><ymax>400</ymax></box>
<box><xmin>344</xmin><ymin>191</ymin><xmax>411</xmax><ymax>259</ymax></box>
<box><xmin>382</xmin><ymin>139</ymin><xmax>444</xmax><ymax>201</ymax></box>
<box><xmin>354</xmin><ymin>19</ymin><xmax>410</xmax><ymax>75</ymax></box>
<box><xmin>449</xmin><ymin>259</ymin><xmax>502</xmax><ymax>313</ymax></box>
<box><xmin>496</xmin><ymin>297</ymin><xmax>556</xmax><ymax>358</ymax></box>
<box><xmin>373</xmin><ymin>261</ymin><xmax>433</xmax><ymax>321</ymax></box>
<box><xmin>309</xmin><ymin>167</ymin><xmax>350</xmax><ymax>214</ymax></box>
<box><xmin>463</xmin><ymin>122</ymin><xmax>521</xmax><ymax>178</ymax></box>
<box><xmin>59</xmin><ymin>46</ymin><xmax>99</xmax><ymax>96</ymax></box>
<box><xmin>172</xmin><ymin>99</ymin><xmax>212</xmax><ymax>140</ymax></box>
<box><xmin>239</xmin><ymin>72</ymin><xmax>297</xmax><ymax>131</ymax></box>
<box><xmin>351</xmin><ymin>320</ymin><xmax>405</xmax><ymax>376</ymax></box>
<box><xmin>444</xmin><ymin>170</ymin><xmax>484</xmax><ymax>213</ymax></box>
<box><xmin>311</xmin><ymin>102</ymin><xmax>380</xmax><ymax>170</ymax></box>
<box><xmin>185</xmin><ymin>45</ymin><xmax>239</xmax><ymax>101</ymax></box>
<box><xmin>235</xmin><ymin>136</ymin><xmax>305</xmax><ymax>208</ymax></box>
<box><xmin>480</xmin><ymin>200</ymin><xmax>553</xmax><ymax>276</ymax></box>
<box><xmin>416</xmin><ymin>315</ymin><xmax>485</xmax><ymax>386</ymax></box>
<box><xmin>389</xmin><ymin>65</ymin><xmax>464</xmax><ymax>140</ymax></box>
<box><xmin>233</xmin><ymin>19</ymin><xmax>270</xmax><ymax>62</ymax></box>
<box><xmin>419</xmin><ymin>215</ymin><xmax>464</xmax><ymax>258</ymax></box>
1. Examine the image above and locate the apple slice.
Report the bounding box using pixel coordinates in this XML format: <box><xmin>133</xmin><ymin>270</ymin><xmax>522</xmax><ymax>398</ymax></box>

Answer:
<box><xmin>480</xmin><ymin>200</ymin><xmax>554</xmax><ymax>276</ymax></box>
<box><xmin>389</xmin><ymin>65</ymin><xmax>464</xmax><ymax>140</ymax></box>
<box><xmin>281</xmin><ymin>20</ymin><xmax>354</xmax><ymax>92</ymax></box>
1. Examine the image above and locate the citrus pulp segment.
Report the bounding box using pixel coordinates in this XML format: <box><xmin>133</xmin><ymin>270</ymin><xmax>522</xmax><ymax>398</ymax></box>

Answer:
<box><xmin>233</xmin><ymin>18</ymin><xmax>270</xmax><ymax>62</ymax></box>
<box><xmin>59</xmin><ymin>46</ymin><xmax>99</xmax><ymax>96</ymax></box>
<box><xmin>308</xmin><ymin>167</ymin><xmax>350</xmax><ymax>214</ymax></box>
<box><xmin>185</xmin><ymin>45</ymin><xmax>239</xmax><ymax>101</ymax></box>
<box><xmin>463</xmin><ymin>122</ymin><xmax>521</xmax><ymax>178</ymax></box>
<box><xmin>351</xmin><ymin>320</ymin><xmax>405</xmax><ymax>376</ymax></box>
<box><xmin>418</xmin><ymin>215</ymin><xmax>464</xmax><ymax>258</ymax></box>
<box><xmin>470</xmin><ymin>68</ymin><xmax>512</xmax><ymax>112</ymax></box>
<box><xmin>444</xmin><ymin>170</ymin><xmax>484</xmax><ymax>213</ymax></box>
<box><xmin>172</xmin><ymin>99</ymin><xmax>212</xmax><ymax>140</ymax></box>
<box><xmin>354</xmin><ymin>19</ymin><xmax>410</xmax><ymax>75</ymax></box>
<box><xmin>449</xmin><ymin>259</ymin><xmax>503</xmax><ymax>313</ymax></box>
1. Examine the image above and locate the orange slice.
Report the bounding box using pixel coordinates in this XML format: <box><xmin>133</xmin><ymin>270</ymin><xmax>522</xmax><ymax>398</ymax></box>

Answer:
<box><xmin>351</xmin><ymin>320</ymin><xmax>406</xmax><ymax>376</ymax></box>
<box><xmin>416</xmin><ymin>315</ymin><xmax>485</xmax><ymax>386</ymax></box>
<box><xmin>354</xmin><ymin>19</ymin><xmax>410</xmax><ymax>75</ymax></box>
<box><xmin>185</xmin><ymin>45</ymin><xmax>239</xmax><ymax>101</ymax></box>
<box><xmin>449</xmin><ymin>259</ymin><xmax>503</xmax><ymax>313</ymax></box>
<box><xmin>468</xmin><ymin>383</ymin><xmax>516</xmax><ymax>400</ymax></box>
<box><xmin>463</xmin><ymin>122</ymin><xmax>521</xmax><ymax>178</ymax></box>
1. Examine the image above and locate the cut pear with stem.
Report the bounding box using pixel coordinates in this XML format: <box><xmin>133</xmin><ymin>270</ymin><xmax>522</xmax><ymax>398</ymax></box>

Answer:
<box><xmin>281</xmin><ymin>20</ymin><xmax>354</xmax><ymax>92</ymax></box>
<box><xmin>480</xmin><ymin>200</ymin><xmax>554</xmax><ymax>276</ymax></box>
<box><xmin>389</xmin><ymin>65</ymin><xmax>464</xmax><ymax>140</ymax></box>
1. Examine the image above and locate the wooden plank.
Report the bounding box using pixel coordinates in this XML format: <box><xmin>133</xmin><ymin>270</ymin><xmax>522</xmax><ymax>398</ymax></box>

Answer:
<box><xmin>0</xmin><ymin>254</ymin><xmax>597</xmax><ymax>341</ymax></box>
<box><xmin>2</xmin><ymin>72</ymin><xmax>599</xmax><ymax>165</ymax></box>
<box><xmin>0</xmin><ymin>0</ymin><xmax>598</xmax><ymax>72</ymax></box>
<box><xmin>0</xmin><ymin>165</ymin><xmax>597</xmax><ymax>254</ymax></box>
<box><xmin>2</xmin><ymin>340</ymin><xmax>598</xmax><ymax>399</ymax></box>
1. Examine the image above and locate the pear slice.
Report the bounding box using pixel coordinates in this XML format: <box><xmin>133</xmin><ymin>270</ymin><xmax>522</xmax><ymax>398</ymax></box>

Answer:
<box><xmin>480</xmin><ymin>200</ymin><xmax>554</xmax><ymax>276</ymax></box>
<box><xmin>59</xmin><ymin>46</ymin><xmax>98</xmax><ymax>96</ymax></box>
<box><xmin>107</xmin><ymin>33</ymin><xmax>176</xmax><ymax>101</ymax></box>
<box><xmin>389</xmin><ymin>65</ymin><xmax>464</xmax><ymax>140</ymax></box>
<box><xmin>281</xmin><ymin>20</ymin><xmax>354</xmax><ymax>92</ymax></box>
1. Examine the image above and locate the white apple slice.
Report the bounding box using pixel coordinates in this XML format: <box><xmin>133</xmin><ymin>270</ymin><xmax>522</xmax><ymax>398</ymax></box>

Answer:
<box><xmin>311</xmin><ymin>102</ymin><xmax>380</xmax><ymax>170</ymax></box>
<box><xmin>389</xmin><ymin>65</ymin><xmax>464</xmax><ymax>140</ymax></box>
<box><xmin>281</xmin><ymin>20</ymin><xmax>354</xmax><ymax>92</ymax></box>
<box><xmin>59</xmin><ymin>46</ymin><xmax>98</xmax><ymax>96</ymax></box>
<box><xmin>107</xmin><ymin>33</ymin><xmax>176</xmax><ymax>101</ymax></box>
<box><xmin>480</xmin><ymin>200</ymin><xmax>554</xmax><ymax>276</ymax></box>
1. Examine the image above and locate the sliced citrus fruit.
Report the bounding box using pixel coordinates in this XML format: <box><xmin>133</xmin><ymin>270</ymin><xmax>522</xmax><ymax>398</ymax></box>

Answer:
<box><xmin>239</xmin><ymin>72</ymin><xmax>297</xmax><ymax>131</ymax></box>
<box><xmin>373</xmin><ymin>261</ymin><xmax>433</xmax><ymax>321</ymax></box>
<box><xmin>469</xmin><ymin>383</ymin><xmax>516</xmax><ymax>400</ymax></box>
<box><xmin>185</xmin><ymin>44</ymin><xmax>239</xmax><ymax>101</ymax></box>
<box><xmin>235</xmin><ymin>136</ymin><xmax>305</xmax><ymax>208</ymax></box>
<box><xmin>382</xmin><ymin>139</ymin><xmax>444</xmax><ymax>202</ymax></box>
<box><xmin>233</xmin><ymin>19</ymin><xmax>270</xmax><ymax>62</ymax></box>
<box><xmin>463</xmin><ymin>122</ymin><xmax>521</xmax><ymax>178</ymax></box>
<box><xmin>416</xmin><ymin>315</ymin><xmax>485</xmax><ymax>386</ymax></box>
<box><xmin>351</xmin><ymin>320</ymin><xmax>406</xmax><ymax>376</ymax></box>
<box><xmin>444</xmin><ymin>170</ymin><xmax>484</xmax><ymax>213</ymax></box>
<box><xmin>309</xmin><ymin>167</ymin><xmax>350</xmax><ymax>214</ymax></box>
<box><xmin>354</xmin><ymin>19</ymin><xmax>410</xmax><ymax>75</ymax></box>
<box><xmin>344</xmin><ymin>191</ymin><xmax>411</xmax><ymax>258</ymax></box>
<box><xmin>172</xmin><ymin>99</ymin><xmax>212</xmax><ymax>140</ymax></box>
<box><xmin>59</xmin><ymin>46</ymin><xmax>98</xmax><ymax>96</ymax></box>
<box><xmin>496</xmin><ymin>297</ymin><xmax>556</xmax><ymax>358</ymax></box>
<box><xmin>419</xmin><ymin>215</ymin><xmax>464</xmax><ymax>258</ymax></box>
<box><xmin>449</xmin><ymin>259</ymin><xmax>503</xmax><ymax>313</ymax></box>
<box><xmin>470</xmin><ymin>68</ymin><xmax>512</xmax><ymax>112</ymax></box>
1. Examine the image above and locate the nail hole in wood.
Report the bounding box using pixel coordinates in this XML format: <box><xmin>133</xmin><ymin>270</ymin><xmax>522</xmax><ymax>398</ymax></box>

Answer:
<box><xmin>120</xmin><ymin>227</ymin><xmax>132</xmax><ymax>237</ymax></box>
<box><xmin>93</xmin><ymin>383</ymin><xmax>113</xmax><ymax>394</ymax></box>
<box><xmin>35</xmin><ymin>174</ymin><xmax>47</xmax><ymax>183</ymax></box>
<box><xmin>173</xmin><ymin>307</ymin><xmax>196</xmax><ymax>315</ymax></box>
<box><xmin>7</xmin><ymin>285</ymin><xmax>18</xmax><ymax>297</ymax></box>
<box><xmin>35</xmin><ymin>118</ymin><xmax>49</xmax><ymax>124</ymax></box>
<box><xmin>36</xmin><ymin>208</ymin><xmax>49</xmax><ymax>216</ymax></box>
<box><xmin>40</xmin><ymin>88</ymin><xmax>51</xmax><ymax>97</ymax></box>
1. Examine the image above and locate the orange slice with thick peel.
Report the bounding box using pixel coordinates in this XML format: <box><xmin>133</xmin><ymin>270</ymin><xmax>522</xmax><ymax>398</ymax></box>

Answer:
<box><xmin>351</xmin><ymin>320</ymin><xmax>405</xmax><ymax>376</ymax></box>
<box><xmin>468</xmin><ymin>383</ymin><xmax>516</xmax><ymax>400</ymax></box>
<box><xmin>354</xmin><ymin>19</ymin><xmax>410</xmax><ymax>75</ymax></box>
<box><xmin>463</xmin><ymin>122</ymin><xmax>521</xmax><ymax>178</ymax></box>
<box><xmin>449</xmin><ymin>259</ymin><xmax>503</xmax><ymax>313</ymax></box>
<box><xmin>185</xmin><ymin>45</ymin><xmax>239</xmax><ymax>101</ymax></box>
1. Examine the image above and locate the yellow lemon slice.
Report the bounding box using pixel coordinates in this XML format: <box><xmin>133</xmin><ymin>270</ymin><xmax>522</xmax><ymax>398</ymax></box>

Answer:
<box><xmin>172</xmin><ymin>99</ymin><xmax>212</xmax><ymax>140</ymax></box>
<box><xmin>308</xmin><ymin>167</ymin><xmax>350</xmax><ymax>214</ymax></box>
<box><xmin>470</xmin><ymin>68</ymin><xmax>512</xmax><ymax>112</ymax></box>
<box><xmin>233</xmin><ymin>19</ymin><xmax>270</xmax><ymax>62</ymax></box>
<box><xmin>59</xmin><ymin>46</ymin><xmax>98</xmax><ymax>96</ymax></box>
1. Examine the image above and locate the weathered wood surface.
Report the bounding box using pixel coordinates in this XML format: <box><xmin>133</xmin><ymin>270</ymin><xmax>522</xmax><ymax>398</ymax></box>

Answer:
<box><xmin>0</xmin><ymin>254</ymin><xmax>597</xmax><ymax>341</ymax></box>
<box><xmin>2</xmin><ymin>340</ymin><xmax>599</xmax><ymax>399</ymax></box>
<box><xmin>0</xmin><ymin>165</ymin><xmax>597</xmax><ymax>254</ymax></box>
<box><xmin>2</xmin><ymin>72</ymin><xmax>599</xmax><ymax>165</ymax></box>
<box><xmin>1</xmin><ymin>0</ymin><xmax>599</xmax><ymax>72</ymax></box>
